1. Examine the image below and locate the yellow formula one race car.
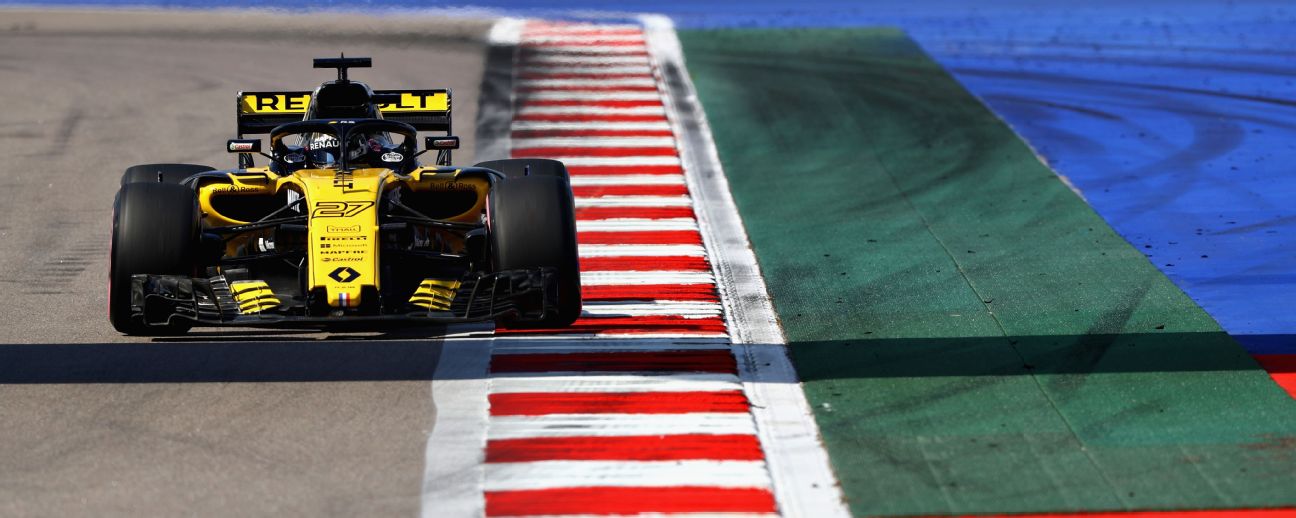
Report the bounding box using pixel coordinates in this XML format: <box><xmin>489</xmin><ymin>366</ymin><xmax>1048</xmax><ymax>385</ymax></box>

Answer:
<box><xmin>109</xmin><ymin>57</ymin><xmax>580</xmax><ymax>335</ymax></box>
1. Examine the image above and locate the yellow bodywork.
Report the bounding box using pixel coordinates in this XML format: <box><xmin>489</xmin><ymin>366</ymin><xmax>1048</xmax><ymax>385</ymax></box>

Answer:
<box><xmin>195</xmin><ymin>166</ymin><xmax>489</xmax><ymax>310</ymax></box>
<box><xmin>228</xmin><ymin>280</ymin><xmax>281</xmax><ymax>314</ymax></box>
<box><xmin>409</xmin><ymin>278</ymin><xmax>462</xmax><ymax>311</ymax></box>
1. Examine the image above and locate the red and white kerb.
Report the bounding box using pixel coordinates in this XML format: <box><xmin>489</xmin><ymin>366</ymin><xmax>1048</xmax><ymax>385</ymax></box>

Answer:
<box><xmin>484</xmin><ymin>20</ymin><xmax>780</xmax><ymax>517</ymax></box>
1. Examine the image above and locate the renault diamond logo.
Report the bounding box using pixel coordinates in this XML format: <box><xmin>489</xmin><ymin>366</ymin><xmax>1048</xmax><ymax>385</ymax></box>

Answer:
<box><xmin>328</xmin><ymin>266</ymin><xmax>360</xmax><ymax>283</ymax></box>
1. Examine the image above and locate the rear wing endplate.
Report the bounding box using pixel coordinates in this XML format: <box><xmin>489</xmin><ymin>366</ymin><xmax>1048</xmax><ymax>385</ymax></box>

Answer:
<box><xmin>235</xmin><ymin>89</ymin><xmax>452</xmax><ymax>135</ymax></box>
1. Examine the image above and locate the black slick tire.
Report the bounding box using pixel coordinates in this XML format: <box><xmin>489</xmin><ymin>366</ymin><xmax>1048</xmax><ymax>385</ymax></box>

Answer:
<box><xmin>120</xmin><ymin>163</ymin><xmax>214</xmax><ymax>186</ymax></box>
<box><xmin>109</xmin><ymin>182</ymin><xmax>200</xmax><ymax>335</ymax></box>
<box><xmin>488</xmin><ymin>175</ymin><xmax>581</xmax><ymax>327</ymax></box>
<box><xmin>474</xmin><ymin>158</ymin><xmax>569</xmax><ymax>181</ymax></box>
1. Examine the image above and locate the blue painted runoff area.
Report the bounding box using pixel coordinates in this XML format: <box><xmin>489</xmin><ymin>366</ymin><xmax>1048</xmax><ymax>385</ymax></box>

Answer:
<box><xmin>13</xmin><ymin>0</ymin><xmax>1294</xmax><ymax>353</ymax></box>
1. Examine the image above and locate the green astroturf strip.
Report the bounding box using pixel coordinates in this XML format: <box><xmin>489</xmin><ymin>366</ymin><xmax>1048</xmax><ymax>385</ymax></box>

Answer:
<box><xmin>678</xmin><ymin>28</ymin><xmax>1296</xmax><ymax>516</ymax></box>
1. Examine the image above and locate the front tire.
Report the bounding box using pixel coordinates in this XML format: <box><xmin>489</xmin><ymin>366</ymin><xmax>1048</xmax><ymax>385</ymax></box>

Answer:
<box><xmin>474</xmin><ymin>158</ymin><xmax>569</xmax><ymax>181</ymax></box>
<box><xmin>109</xmin><ymin>182</ymin><xmax>200</xmax><ymax>335</ymax></box>
<box><xmin>488</xmin><ymin>175</ymin><xmax>581</xmax><ymax>327</ymax></box>
<box><xmin>120</xmin><ymin>163</ymin><xmax>213</xmax><ymax>186</ymax></box>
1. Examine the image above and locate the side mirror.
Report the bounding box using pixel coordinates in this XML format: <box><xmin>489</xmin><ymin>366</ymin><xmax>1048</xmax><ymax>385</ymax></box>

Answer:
<box><xmin>227</xmin><ymin>139</ymin><xmax>262</xmax><ymax>153</ymax></box>
<box><xmin>426</xmin><ymin>136</ymin><xmax>460</xmax><ymax>150</ymax></box>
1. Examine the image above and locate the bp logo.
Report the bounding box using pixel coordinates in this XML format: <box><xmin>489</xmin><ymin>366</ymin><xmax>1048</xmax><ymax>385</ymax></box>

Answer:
<box><xmin>328</xmin><ymin>266</ymin><xmax>360</xmax><ymax>283</ymax></box>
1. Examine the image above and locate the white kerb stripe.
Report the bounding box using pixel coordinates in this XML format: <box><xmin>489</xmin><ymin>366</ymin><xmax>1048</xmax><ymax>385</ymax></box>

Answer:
<box><xmin>581</xmin><ymin>302</ymin><xmax>722</xmax><ymax>318</ymax></box>
<box><xmin>518</xmin><ymin>78</ymin><xmax>658</xmax><ymax>88</ymax></box>
<box><xmin>490</xmin><ymin>337</ymin><xmax>732</xmax><ymax>353</ymax></box>
<box><xmin>523</xmin><ymin>45</ymin><xmax>648</xmax><ymax>54</ymax></box>
<box><xmin>520</xmin><ymin>56</ymin><xmax>652</xmax><ymax>67</ymax></box>
<box><xmin>515</xmin><ymin>106</ymin><xmax>667</xmax><ymax>117</ymax></box>
<box><xmin>576</xmin><ymin>219</ymin><xmax>698</xmax><ymax>231</ymax></box>
<box><xmin>516</xmin><ymin>91</ymin><xmax>662</xmax><ymax>101</ymax></box>
<box><xmin>581</xmin><ymin>271</ymin><xmax>714</xmax><ymax>286</ymax></box>
<box><xmin>522</xmin><ymin>35</ymin><xmax>646</xmax><ymax>44</ymax></box>
<box><xmin>484</xmin><ymin>461</ymin><xmax>770</xmax><ymax>491</ymax></box>
<box><xmin>487</xmin><ymin>413</ymin><xmax>757</xmax><ymax>439</ymax></box>
<box><xmin>511</xmin><ymin>121</ymin><xmax>672</xmax><ymax>131</ymax></box>
<box><xmin>489</xmin><ymin>373</ymin><xmax>742</xmax><ymax>393</ymax></box>
<box><xmin>518</xmin><ymin>65</ymin><xmax>654</xmax><ymax>75</ymax></box>
<box><xmin>513</xmin><ymin>136</ymin><xmax>675</xmax><ymax>148</ymax></box>
<box><xmin>579</xmin><ymin>244</ymin><xmax>707</xmax><ymax>257</ymax></box>
<box><xmin>574</xmin><ymin>195</ymin><xmax>691</xmax><ymax>207</ymax></box>
<box><xmin>569</xmin><ymin>175</ymin><xmax>685</xmax><ymax>186</ymax></box>
<box><xmin>559</xmin><ymin>156</ymin><xmax>680</xmax><ymax>167</ymax></box>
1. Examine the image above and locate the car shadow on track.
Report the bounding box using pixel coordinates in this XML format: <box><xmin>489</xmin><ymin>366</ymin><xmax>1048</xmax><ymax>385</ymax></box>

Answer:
<box><xmin>789</xmin><ymin>332</ymin><xmax>1294</xmax><ymax>381</ymax></box>
<box><xmin>0</xmin><ymin>339</ymin><xmax>449</xmax><ymax>383</ymax></box>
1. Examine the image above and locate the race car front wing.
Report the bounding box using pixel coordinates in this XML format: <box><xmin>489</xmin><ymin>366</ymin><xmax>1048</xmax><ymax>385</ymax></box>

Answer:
<box><xmin>128</xmin><ymin>268</ymin><xmax>557</xmax><ymax>328</ymax></box>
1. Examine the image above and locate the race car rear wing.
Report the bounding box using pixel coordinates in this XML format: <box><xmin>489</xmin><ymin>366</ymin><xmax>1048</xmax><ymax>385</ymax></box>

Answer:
<box><xmin>235</xmin><ymin>89</ymin><xmax>452</xmax><ymax>136</ymax></box>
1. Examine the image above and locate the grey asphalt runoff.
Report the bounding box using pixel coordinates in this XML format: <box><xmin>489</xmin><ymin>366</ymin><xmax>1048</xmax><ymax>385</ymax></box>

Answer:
<box><xmin>0</xmin><ymin>9</ymin><xmax>494</xmax><ymax>516</ymax></box>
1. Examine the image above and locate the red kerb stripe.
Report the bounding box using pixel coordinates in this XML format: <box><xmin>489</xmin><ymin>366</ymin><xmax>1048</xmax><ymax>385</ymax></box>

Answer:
<box><xmin>492</xmin><ymin>350</ymin><xmax>736</xmax><ymax>374</ymax></box>
<box><xmin>513</xmin><ymin>146</ymin><xmax>676</xmax><ymax>157</ymax></box>
<box><xmin>578</xmin><ymin>230</ymin><xmax>702</xmax><ymax>245</ymax></box>
<box><xmin>572</xmin><ymin>184</ymin><xmax>689</xmax><ymax>198</ymax></box>
<box><xmin>486</xmin><ymin>434</ymin><xmax>764</xmax><ymax>462</ymax></box>
<box><xmin>496</xmin><ymin>315</ymin><xmax>727</xmax><ymax>335</ymax></box>
<box><xmin>1254</xmin><ymin>354</ymin><xmax>1296</xmax><ymax>398</ymax></box>
<box><xmin>582</xmin><ymin>284</ymin><xmax>718</xmax><ymax>302</ymax></box>
<box><xmin>485</xmin><ymin>487</ymin><xmax>778</xmax><ymax>516</ymax></box>
<box><xmin>490</xmin><ymin>390</ymin><xmax>749</xmax><ymax>416</ymax></box>
<box><xmin>513</xmin><ymin>113</ymin><xmax>668</xmax><ymax>123</ymax></box>
<box><xmin>579</xmin><ymin>256</ymin><xmax>711</xmax><ymax>272</ymax></box>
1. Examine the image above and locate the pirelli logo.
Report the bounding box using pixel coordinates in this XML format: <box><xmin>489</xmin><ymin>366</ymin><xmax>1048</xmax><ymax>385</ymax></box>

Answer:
<box><xmin>238</xmin><ymin>91</ymin><xmax>449</xmax><ymax>115</ymax></box>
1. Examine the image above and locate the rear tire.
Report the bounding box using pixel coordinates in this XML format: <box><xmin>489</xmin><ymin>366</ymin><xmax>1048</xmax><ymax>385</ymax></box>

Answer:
<box><xmin>120</xmin><ymin>163</ymin><xmax>214</xmax><ymax>186</ymax></box>
<box><xmin>474</xmin><ymin>158</ymin><xmax>569</xmax><ymax>181</ymax></box>
<box><xmin>109</xmin><ymin>182</ymin><xmax>200</xmax><ymax>335</ymax></box>
<box><xmin>488</xmin><ymin>175</ymin><xmax>581</xmax><ymax>327</ymax></box>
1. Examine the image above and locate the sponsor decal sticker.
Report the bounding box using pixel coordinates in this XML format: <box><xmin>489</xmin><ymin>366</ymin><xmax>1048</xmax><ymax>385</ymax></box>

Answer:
<box><xmin>382</xmin><ymin>152</ymin><xmax>404</xmax><ymax>162</ymax></box>
<box><xmin>311</xmin><ymin>201</ymin><xmax>374</xmax><ymax>218</ymax></box>
<box><xmin>328</xmin><ymin>266</ymin><xmax>361</xmax><ymax>283</ymax></box>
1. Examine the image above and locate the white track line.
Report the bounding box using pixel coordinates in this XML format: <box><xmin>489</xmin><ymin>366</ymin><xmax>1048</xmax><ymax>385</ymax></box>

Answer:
<box><xmin>579</xmin><ymin>244</ymin><xmax>707</xmax><ymax>257</ymax></box>
<box><xmin>490</xmin><ymin>373</ymin><xmax>742</xmax><ymax>393</ymax></box>
<box><xmin>420</xmin><ymin>339</ymin><xmax>492</xmax><ymax>517</ymax></box>
<box><xmin>644</xmin><ymin>15</ymin><xmax>849</xmax><ymax>517</ymax></box>
<box><xmin>487</xmin><ymin>413</ymin><xmax>758</xmax><ymax>439</ymax></box>
<box><xmin>484</xmin><ymin>460</ymin><xmax>771</xmax><ymax>491</ymax></box>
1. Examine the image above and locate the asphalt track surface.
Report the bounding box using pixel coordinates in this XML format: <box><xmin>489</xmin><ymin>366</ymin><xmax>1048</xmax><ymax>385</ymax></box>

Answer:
<box><xmin>0</xmin><ymin>10</ymin><xmax>493</xmax><ymax>515</ymax></box>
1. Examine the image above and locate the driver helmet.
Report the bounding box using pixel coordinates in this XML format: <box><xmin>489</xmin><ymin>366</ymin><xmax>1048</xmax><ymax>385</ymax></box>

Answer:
<box><xmin>304</xmin><ymin>133</ymin><xmax>341</xmax><ymax>168</ymax></box>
